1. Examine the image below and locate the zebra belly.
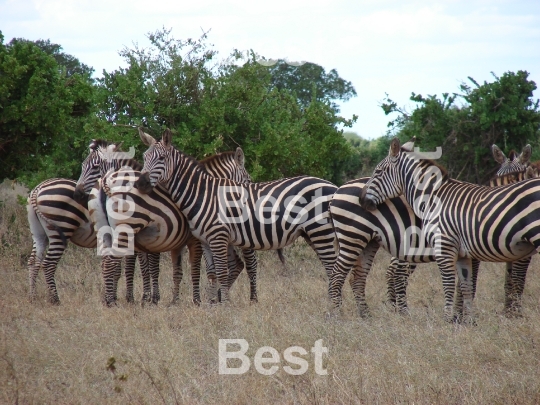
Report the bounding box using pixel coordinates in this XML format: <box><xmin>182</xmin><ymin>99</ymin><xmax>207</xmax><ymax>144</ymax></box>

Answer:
<box><xmin>463</xmin><ymin>241</ymin><xmax>536</xmax><ymax>262</ymax></box>
<box><xmin>134</xmin><ymin>223</ymin><xmax>190</xmax><ymax>253</ymax></box>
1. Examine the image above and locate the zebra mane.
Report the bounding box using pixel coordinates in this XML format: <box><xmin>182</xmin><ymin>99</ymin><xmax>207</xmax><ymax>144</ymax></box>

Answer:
<box><xmin>175</xmin><ymin>148</ymin><xmax>210</xmax><ymax>174</ymax></box>
<box><xmin>405</xmin><ymin>154</ymin><xmax>449</xmax><ymax>179</ymax></box>
<box><xmin>199</xmin><ymin>150</ymin><xmax>236</xmax><ymax>165</ymax></box>
<box><xmin>507</xmin><ymin>150</ymin><xmax>518</xmax><ymax>160</ymax></box>
<box><xmin>89</xmin><ymin>139</ymin><xmax>111</xmax><ymax>152</ymax></box>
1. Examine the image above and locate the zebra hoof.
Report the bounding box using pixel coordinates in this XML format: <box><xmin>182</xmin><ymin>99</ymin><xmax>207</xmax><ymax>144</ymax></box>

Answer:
<box><xmin>49</xmin><ymin>296</ymin><xmax>61</xmax><ymax>306</ymax></box>
<box><xmin>503</xmin><ymin>308</ymin><xmax>523</xmax><ymax>318</ymax></box>
<box><xmin>141</xmin><ymin>293</ymin><xmax>152</xmax><ymax>304</ymax></box>
<box><xmin>191</xmin><ymin>298</ymin><xmax>201</xmax><ymax>307</ymax></box>
<box><xmin>384</xmin><ymin>299</ymin><xmax>397</xmax><ymax>309</ymax></box>
<box><xmin>104</xmin><ymin>299</ymin><xmax>118</xmax><ymax>308</ymax></box>
<box><xmin>250</xmin><ymin>298</ymin><xmax>259</xmax><ymax>304</ymax></box>
<box><xmin>397</xmin><ymin>307</ymin><xmax>410</xmax><ymax>316</ymax></box>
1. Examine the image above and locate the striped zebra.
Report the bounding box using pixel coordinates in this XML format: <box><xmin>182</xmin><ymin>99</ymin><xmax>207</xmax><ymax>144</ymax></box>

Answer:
<box><xmin>27</xmin><ymin>177</ymin><xmax>145</xmax><ymax>304</ymax></box>
<box><xmin>27</xmin><ymin>178</ymin><xmax>94</xmax><ymax>304</ymax></box>
<box><xmin>357</xmin><ymin>138</ymin><xmax>540</xmax><ymax>323</ymax></box>
<box><xmin>383</xmin><ymin>143</ymin><xmax>537</xmax><ymax>313</ymax></box>
<box><xmin>134</xmin><ymin>129</ymin><xmax>338</xmax><ymax>303</ymax></box>
<box><xmin>492</xmin><ymin>144</ymin><xmax>531</xmax><ymax>176</ymax></box>
<box><xmin>75</xmin><ymin>139</ymin><xmax>256</xmax><ymax>305</ymax></box>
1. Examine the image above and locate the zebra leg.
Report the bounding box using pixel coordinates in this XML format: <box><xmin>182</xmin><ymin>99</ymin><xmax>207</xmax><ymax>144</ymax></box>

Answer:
<box><xmin>101</xmin><ymin>255</ymin><xmax>122</xmax><ymax>306</ymax></box>
<box><xmin>435</xmin><ymin>255</ymin><xmax>459</xmax><ymax>323</ymax></box>
<box><xmin>171</xmin><ymin>243</ymin><xmax>186</xmax><ymax>305</ymax></box>
<box><xmin>328</xmin><ymin>244</ymin><xmax>363</xmax><ymax>311</ymax></box>
<box><xmin>202</xmin><ymin>243</ymin><xmax>219</xmax><ymax>304</ymax></box>
<box><xmin>394</xmin><ymin>261</ymin><xmax>416</xmax><ymax>315</ymax></box>
<box><xmin>124</xmin><ymin>254</ymin><xmax>137</xmax><ymax>303</ymax></box>
<box><xmin>187</xmin><ymin>239</ymin><xmax>203</xmax><ymax>306</ymax></box>
<box><xmin>209</xmin><ymin>240</ymin><xmax>231</xmax><ymax>303</ymax></box>
<box><xmin>455</xmin><ymin>257</ymin><xmax>475</xmax><ymax>324</ymax></box>
<box><xmin>349</xmin><ymin>240</ymin><xmax>379</xmax><ymax>318</ymax></box>
<box><xmin>27</xmin><ymin>207</ymin><xmax>48</xmax><ymax>302</ymax></box>
<box><xmin>41</xmin><ymin>233</ymin><xmax>68</xmax><ymax>305</ymax></box>
<box><xmin>454</xmin><ymin>259</ymin><xmax>480</xmax><ymax>319</ymax></box>
<box><xmin>148</xmin><ymin>253</ymin><xmax>161</xmax><ymax>304</ymax></box>
<box><xmin>242</xmin><ymin>249</ymin><xmax>258</xmax><ymax>303</ymax></box>
<box><xmin>137</xmin><ymin>252</ymin><xmax>152</xmax><ymax>304</ymax></box>
<box><xmin>227</xmin><ymin>246</ymin><xmax>245</xmax><ymax>289</ymax></box>
<box><xmin>504</xmin><ymin>257</ymin><xmax>530</xmax><ymax>317</ymax></box>
<box><xmin>385</xmin><ymin>258</ymin><xmax>399</xmax><ymax>307</ymax></box>
<box><xmin>170</xmin><ymin>249</ymin><xmax>183</xmax><ymax>305</ymax></box>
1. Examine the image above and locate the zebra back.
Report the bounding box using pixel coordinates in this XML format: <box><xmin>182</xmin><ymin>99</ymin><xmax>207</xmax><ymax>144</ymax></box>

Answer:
<box><xmin>200</xmin><ymin>148</ymin><xmax>251</xmax><ymax>184</ymax></box>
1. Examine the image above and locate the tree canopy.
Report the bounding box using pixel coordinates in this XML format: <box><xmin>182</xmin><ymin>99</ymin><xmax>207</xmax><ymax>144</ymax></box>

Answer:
<box><xmin>381</xmin><ymin>71</ymin><xmax>540</xmax><ymax>184</ymax></box>
<box><xmin>0</xmin><ymin>32</ymin><xmax>95</xmax><ymax>185</ymax></box>
<box><xmin>93</xmin><ymin>28</ymin><xmax>356</xmax><ymax>184</ymax></box>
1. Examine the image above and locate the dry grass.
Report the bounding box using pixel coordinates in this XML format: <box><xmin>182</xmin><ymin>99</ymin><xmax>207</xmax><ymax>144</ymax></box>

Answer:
<box><xmin>1</xmin><ymin>201</ymin><xmax>540</xmax><ymax>405</ymax></box>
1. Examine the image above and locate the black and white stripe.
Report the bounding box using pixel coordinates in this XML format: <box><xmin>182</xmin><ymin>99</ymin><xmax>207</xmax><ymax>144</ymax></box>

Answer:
<box><xmin>76</xmin><ymin>138</ymin><xmax>255</xmax><ymax>305</ymax></box>
<box><xmin>135</xmin><ymin>129</ymin><xmax>338</xmax><ymax>303</ymax></box>
<box><xmin>358</xmin><ymin>138</ymin><xmax>540</xmax><ymax>323</ymax></box>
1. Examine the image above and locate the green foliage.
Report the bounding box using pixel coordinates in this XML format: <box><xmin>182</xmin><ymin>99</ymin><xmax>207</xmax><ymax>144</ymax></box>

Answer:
<box><xmin>341</xmin><ymin>133</ymin><xmax>393</xmax><ymax>180</ymax></box>
<box><xmin>96</xmin><ymin>29</ymin><xmax>356</xmax><ymax>184</ymax></box>
<box><xmin>267</xmin><ymin>60</ymin><xmax>357</xmax><ymax>112</ymax></box>
<box><xmin>381</xmin><ymin>71</ymin><xmax>540</xmax><ymax>184</ymax></box>
<box><xmin>0</xmin><ymin>32</ymin><xmax>96</xmax><ymax>188</ymax></box>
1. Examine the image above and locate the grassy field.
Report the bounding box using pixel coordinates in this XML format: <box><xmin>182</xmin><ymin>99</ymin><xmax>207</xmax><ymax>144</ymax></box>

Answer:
<box><xmin>1</xmin><ymin>200</ymin><xmax>540</xmax><ymax>404</ymax></box>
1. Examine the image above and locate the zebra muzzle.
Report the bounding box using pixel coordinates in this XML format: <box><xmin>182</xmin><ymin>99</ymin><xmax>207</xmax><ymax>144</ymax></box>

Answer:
<box><xmin>359</xmin><ymin>187</ymin><xmax>377</xmax><ymax>212</ymax></box>
<box><xmin>134</xmin><ymin>172</ymin><xmax>153</xmax><ymax>194</ymax></box>
<box><xmin>73</xmin><ymin>184</ymin><xmax>89</xmax><ymax>204</ymax></box>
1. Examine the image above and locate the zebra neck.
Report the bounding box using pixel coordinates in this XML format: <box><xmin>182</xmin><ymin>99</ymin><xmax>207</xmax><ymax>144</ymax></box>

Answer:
<box><xmin>166</xmin><ymin>151</ymin><xmax>215</xmax><ymax>220</ymax></box>
<box><xmin>101</xmin><ymin>158</ymin><xmax>142</xmax><ymax>176</ymax></box>
<box><xmin>402</xmin><ymin>157</ymin><xmax>448</xmax><ymax>219</ymax></box>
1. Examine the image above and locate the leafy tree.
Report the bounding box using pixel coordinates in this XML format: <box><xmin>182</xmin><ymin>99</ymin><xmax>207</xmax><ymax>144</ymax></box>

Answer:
<box><xmin>381</xmin><ymin>71</ymin><xmax>540</xmax><ymax>184</ymax></box>
<box><xmin>96</xmin><ymin>28</ymin><xmax>356</xmax><ymax>184</ymax></box>
<box><xmin>0</xmin><ymin>32</ymin><xmax>96</xmax><ymax>186</ymax></box>
<box><xmin>267</xmin><ymin>60</ymin><xmax>357</xmax><ymax>111</ymax></box>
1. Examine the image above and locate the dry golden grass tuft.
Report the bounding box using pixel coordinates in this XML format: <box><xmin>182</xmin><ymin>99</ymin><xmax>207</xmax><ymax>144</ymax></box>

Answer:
<box><xmin>1</xmin><ymin>201</ymin><xmax>540</xmax><ymax>404</ymax></box>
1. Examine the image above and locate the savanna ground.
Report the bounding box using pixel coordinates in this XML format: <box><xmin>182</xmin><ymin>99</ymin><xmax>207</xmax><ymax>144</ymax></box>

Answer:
<box><xmin>1</xmin><ymin>198</ymin><xmax>540</xmax><ymax>405</ymax></box>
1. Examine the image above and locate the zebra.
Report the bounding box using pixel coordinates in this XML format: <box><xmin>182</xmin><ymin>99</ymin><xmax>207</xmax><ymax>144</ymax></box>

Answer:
<box><xmin>134</xmin><ymin>128</ymin><xmax>338</xmax><ymax>303</ymax></box>
<box><xmin>27</xmin><ymin>178</ymin><xmax>102</xmax><ymax>304</ymax></box>
<box><xmin>492</xmin><ymin>144</ymin><xmax>531</xmax><ymax>176</ymax></box>
<box><xmin>382</xmin><ymin>143</ymin><xmax>537</xmax><ymax>314</ymax></box>
<box><xmin>357</xmin><ymin>138</ymin><xmax>540</xmax><ymax>323</ymax></box>
<box><xmin>75</xmin><ymin>138</ymin><xmax>256</xmax><ymax>306</ymax></box>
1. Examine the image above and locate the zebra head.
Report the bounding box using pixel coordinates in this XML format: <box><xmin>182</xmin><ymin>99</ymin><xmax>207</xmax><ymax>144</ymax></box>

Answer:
<box><xmin>135</xmin><ymin>128</ymin><xmax>174</xmax><ymax>194</ymax></box>
<box><xmin>492</xmin><ymin>144</ymin><xmax>531</xmax><ymax>176</ymax></box>
<box><xmin>359</xmin><ymin>138</ymin><xmax>414</xmax><ymax>211</ymax></box>
<box><xmin>74</xmin><ymin>140</ymin><xmax>122</xmax><ymax>203</ymax></box>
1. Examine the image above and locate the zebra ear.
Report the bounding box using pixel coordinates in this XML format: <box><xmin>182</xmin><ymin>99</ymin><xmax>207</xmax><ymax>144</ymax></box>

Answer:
<box><xmin>89</xmin><ymin>139</ymin><xmax>98</xmax><ymax>151</ymax></box>
<box><xmin>114</xmin><ymin>141</ymin><xmax>124</xmax><ymax>151</ymax></box>
<box><xmin>519</xmin><ymin>144</ymin><xmax>532</xmax><ymax>165</ymax></box>
<box><xmin>139</xmin><ymin>128</ymin><xmax>156</xmax><ymax>147</ymax></box>
<box><xmin>389</xmin><ymin>138</ymin><xmax>401</xmax><ymax>157</ymax></box>
<box><xmin>492</xmin><ymin>145</ymin><xmax>506</xmax><ymax>164</ymax></box>
<box><xmin>235</xmin><ymin>147</ymin><xmax>245</xmax><ymax>168</ymax></box>
<box><xmin>162</xmin><ymin>129</ymin><xmax>172</xmax><ymax>148</ymax></box>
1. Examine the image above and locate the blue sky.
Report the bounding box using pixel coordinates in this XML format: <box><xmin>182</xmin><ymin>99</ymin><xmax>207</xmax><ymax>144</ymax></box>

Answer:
<box><xmin>1</xmin><ymin>0</ymin><xmax>539</xmax><ymax>139</ymax></box>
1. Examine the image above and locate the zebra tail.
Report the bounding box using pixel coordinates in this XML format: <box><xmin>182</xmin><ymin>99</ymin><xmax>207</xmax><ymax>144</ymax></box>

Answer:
<box><xmin>277</xmin><ymin>248</ymin><xmax>286</xmax><ymax>265</ymax></box>
<box><xmin>28</xmin><ymin>186</ymin><xmax>68</xmax><ymax>248</ymax></box>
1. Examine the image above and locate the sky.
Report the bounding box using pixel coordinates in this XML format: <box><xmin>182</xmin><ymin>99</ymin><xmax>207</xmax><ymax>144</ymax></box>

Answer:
<box><xmin>1</xmin><ymin>0</ymin><xmax>539</xmax><ymax>139</ymax></box>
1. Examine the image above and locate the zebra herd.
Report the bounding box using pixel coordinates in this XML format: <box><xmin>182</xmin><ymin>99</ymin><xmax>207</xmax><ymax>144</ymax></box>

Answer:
<box><xmin>27</xmin><ymin>128</ymin><xmax>540</xmax><ymax>324</ymax></box>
